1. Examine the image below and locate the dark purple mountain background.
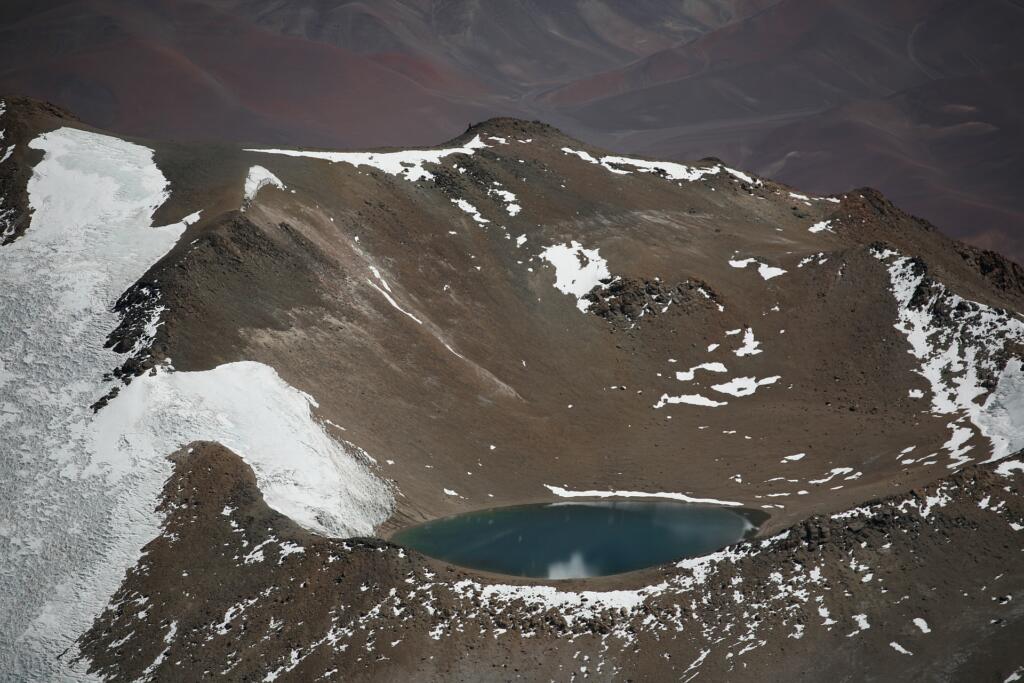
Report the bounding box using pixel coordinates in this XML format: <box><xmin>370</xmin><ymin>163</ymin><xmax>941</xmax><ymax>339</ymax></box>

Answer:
<box><xmin>2</xmin><ymin>0</ymin><xmax>1021</xmax><ymax>260</ymax></box>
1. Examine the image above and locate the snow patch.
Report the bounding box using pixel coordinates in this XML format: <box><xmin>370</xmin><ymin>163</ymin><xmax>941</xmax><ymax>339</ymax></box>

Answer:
<box><xmin>711</xmin><ymin>375</ymin><xmax>780</xmax><ymax>397</ymax></box>
<box><xmin>560</xmin><ymin>147</ymin><xmax>757</xmax><ymax>185</ymax></box>
<box><xmin>874</xmin><ymin>249</ymin><xmax>1024</xmax><ymax>464</ymax></box>
<box><xmin>451</xmin><ymin>198</ymin><xmax>489</xmax><ymax>225</ymax></box>
<box><xmin>675</xmin><ymin>362</ymin><xmax>728</xmax><ymax>382</ymax></box>
<box><xmin>247</xmin><ymin>135</ymin><xmax>488</xmax><ymax>182</ymax></box>
<box><xmin>92</xmin><ymin>362</ymin><xmax>393</xmax><ymax>537</ymax></box>
<box><xmin>544</xmin><ymin>485</ymin><xmax>743</xmax><ymax>507</ymax></box>
<box><xmin>539</xmin><ymin>241</ymin><xmax>610</xmax><ymax>312</ymax></box>
<box><xmin>242</xmin><ymin>165</ymin><xmax>285</xmax><ymax>207</ymax></box>
<box><xmin>654</xmin><ymin>393</ymin><xmax>728</xmax><ymax>408</ymax></box>
<box><xmin>729</xmin><ymin>258</ymin><xmax>786</xmax><ymax>281</ymax></box>
<box><xmin>734</xmin><ymin>328</ymin><xmax>763</xmax><ymax>357</ymax></box>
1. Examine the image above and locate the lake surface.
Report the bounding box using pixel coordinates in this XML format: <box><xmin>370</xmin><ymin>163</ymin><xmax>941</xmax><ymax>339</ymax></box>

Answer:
<box><xmin>392</xmin><ymin>501</ymin><xmax>759</xmax><ymax>579</ymax></box>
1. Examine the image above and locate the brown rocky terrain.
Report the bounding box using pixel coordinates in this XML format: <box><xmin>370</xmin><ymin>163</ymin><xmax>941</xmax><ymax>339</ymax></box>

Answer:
<box><xmin>0</xmin><ymin>97</ymin><xmax>1021</xmax><ymax>680</ymax></box>
<box><xmin>79</xmin><ymin>443</ymin><xmax>1024</xmax><ymax>681</ymax></box>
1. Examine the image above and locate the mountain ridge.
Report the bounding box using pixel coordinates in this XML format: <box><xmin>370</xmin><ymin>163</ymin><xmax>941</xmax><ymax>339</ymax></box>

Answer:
<box><xmin>0</xmin><ymin>95</ymin><xmax>1022</xmax><ymax>680</ymax></box>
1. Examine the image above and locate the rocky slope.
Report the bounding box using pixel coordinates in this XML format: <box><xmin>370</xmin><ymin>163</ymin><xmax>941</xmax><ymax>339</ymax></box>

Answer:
<box><xmin>0</xmin><ymin>97</ymin><xmax>1021</xmax><ymax>680</ymax></box>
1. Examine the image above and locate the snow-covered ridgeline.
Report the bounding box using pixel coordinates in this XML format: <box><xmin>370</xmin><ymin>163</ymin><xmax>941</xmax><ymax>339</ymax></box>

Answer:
<box><xmin>561</xmin><ymin>147</ymin><xmax>757</xmax><ymax>185</ymax></box>
<box><xmin>0</xmin><ymin>127</ymin><xmax>391</xmax><ymax>680</ymax></box>
<box><xmin>874</xmin><ymin>248</ymin><xmax>1024</xmax><ymax>463</ymax></box>
<box><xmin>245</xmin><ymin>135</ymin><xmax>488</xmax><ymax>182</ymax></box>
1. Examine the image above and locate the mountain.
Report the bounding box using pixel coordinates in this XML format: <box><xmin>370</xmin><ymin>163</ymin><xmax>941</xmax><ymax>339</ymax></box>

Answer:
<box><xmin>2</xmin><ymin>0</ymin><xmax>1021</xmax><ymax>262</ymax></box>
<box><xmin>541</xmin><ymin>0</ymin><xmax>1024</xmax><ymax>262</ymax></box>
<box><xmin>0</xmin><ymin>96</ymin><xmax>1022</xmax><ymax>680</ymax></box>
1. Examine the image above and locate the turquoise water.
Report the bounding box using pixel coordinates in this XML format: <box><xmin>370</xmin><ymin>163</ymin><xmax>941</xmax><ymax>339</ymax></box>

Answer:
<box><xmin>392</xmin><ymin>501</ymin><xmax>759</xmax><ymax>579</ymax></box>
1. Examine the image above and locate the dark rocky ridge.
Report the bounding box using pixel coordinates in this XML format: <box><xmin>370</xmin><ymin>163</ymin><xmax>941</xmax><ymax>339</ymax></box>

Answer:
<box><xmin>0</xmin><ymin>97</ymin><xmax>75</xmax><ymax>244</ymax></box>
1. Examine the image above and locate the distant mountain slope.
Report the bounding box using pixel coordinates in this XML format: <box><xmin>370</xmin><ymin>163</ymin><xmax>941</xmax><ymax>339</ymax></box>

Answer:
<box><xmin>543</xmin><ymin>0</ymin><xmax>1024</xmax><ymax>261</ymax></box>
<box><xmin>0</xmin><ymin>0</ymin><xmax>1020</xmax><ymax>259</ymax></box>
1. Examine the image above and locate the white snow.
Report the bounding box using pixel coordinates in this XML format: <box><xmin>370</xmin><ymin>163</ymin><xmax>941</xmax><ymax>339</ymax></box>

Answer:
<box><xmin>734</xmin><ymin>328</ymin><xmax>763</xmax><ymax>357</ymax></box>
<box><xmin>0</xmin><ymin>127</ymin><xmax>392</xmax><ymax>680</ymax></box>
<box><xmin>560</xmin><ymin>147</ymin><xmax>756</xmax><ymax>184</ymax></box>
<box><xmin>675</xmin><ymin>362</ymin><xmax>728</xmax><ymax>382</ymax></box>
<box><xmin>92</xmin><ymin>362</ymin><xmax>392</xmax><ymax>537</ymax></box>
<box><xmin>913</xmin><ymin>618</ymin><xmax>931</xmax><ymax>633</ymax></box>
<box><xmin>367</xmin><ymin>270</ymin><xmax>423</xmax><ymax>326</ymax></box>
<box><xmin>808</xmin><ymin>220</ymin><xmax>832</xmax><ymax>233</ymax></box>
<box><xmin>874</xmin><ymin>249</ymin><xmax>1024</xmax><ymax>464</ymax></box>
<box><xmin>0</xmin><ymin>127</ymin><xmax>189</xmax><ymax>679</ymax></box>
<box><xmin>653</xmin><ymin>393</ymin><xmax>728</xmax><ymax>408</ymax></box>
<box><xmin>488</xmin><ymin>187</ymin><xmax>521</xmax><ymax>216</ymax></box>
<box><xmin>711</xmin><ymin>375</ymin><xmax>780</xmax><ymax>397</ymax></box>
<box><xmin>782</xmin><ymin>453</ymin><xmax>806</xmax><ymax>463</ymax></box>
<box><xmin>544</xmin><ymin>485</ymin><xmax>743</xmax><ymax>507</ymax></box>
<box><xmin>729</xmin><ymin>258</ymin><xmax>787</xmax><ymax>281</ymax></box>
<box><xmin>890</xmin><ymin>642</ymin><xmax>913</xmax><ymax>655</ymax></box>
<box><xmin>242</xmin><ymin>165</ymin><xmax>285</xmax><ymax>207</ymax></box>
<box><xmin>996</xmin><ymin>459</ymin><xmax>1023</xmax><ymax>477</ymax></box>
<box><xmin>975</xmin><ymin>358</ymin><xmax>1024</xmax><ymax>462</ymax></box>
<box><xmin>246</xmin><ymin>135</ymin><xmax>488</xmax><ymax>182</ymax></box>
<box><xmin>809</xmin><ymin>468</ymin><xmax>854</xmax><ymax>485</ymax></box>
<box><xmin>539</xmin><ymin>241</ymin><xmax>610</xmax><ymax>312</ymax></box>
<box><xmin>451</xmin><ymin>198</ymin><xmax>490</xmax><ymax>225</ymax></box>
<box><xmin>789</xmin><ymin>191</ymin><xmax>839</xmax><ymax>204</ymax></box>
<box><xmin>797</xmin><ymin>252</ymin><xmax>829</xmax><ymax>268</ymax></box>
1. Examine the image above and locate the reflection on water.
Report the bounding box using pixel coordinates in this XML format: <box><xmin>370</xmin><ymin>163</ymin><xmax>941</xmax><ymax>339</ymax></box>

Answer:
<box><xmin>393</xmin><ymin>500</ymin><xmax>760</xmax><ymax>579</ymax></box>
<box><xmin>547</xmin><ymin>551</ymin><xmax>596</xmax><ymax>580</ymax></box>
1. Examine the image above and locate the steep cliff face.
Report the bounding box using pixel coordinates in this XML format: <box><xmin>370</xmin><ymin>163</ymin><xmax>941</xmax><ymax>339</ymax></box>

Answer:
<box><xmin>0</xmin><ymin>99</ymin><xmax>1021</xmax><ymax>680</ymax></box>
